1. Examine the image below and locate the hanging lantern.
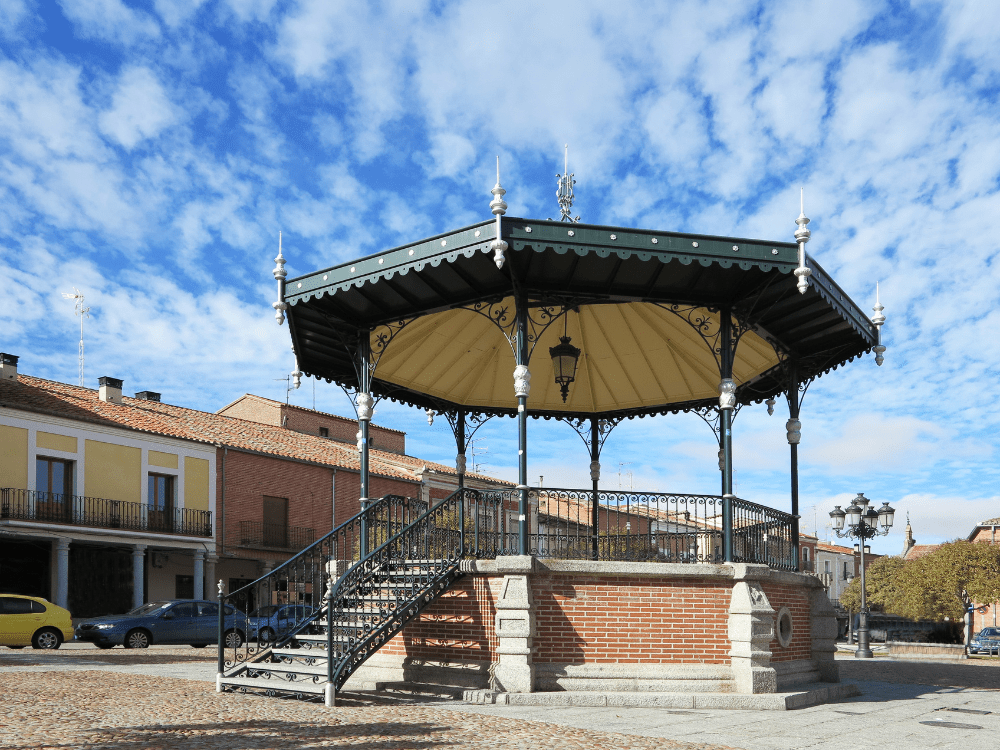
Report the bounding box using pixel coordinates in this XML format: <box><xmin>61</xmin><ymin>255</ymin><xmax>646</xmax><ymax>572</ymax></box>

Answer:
<box><xmin>549</xmin><ymin>312</ymin><xmax>581</xmax><ymax>403</ymax></box>
<box><xmin>549</xmin><ymin>336</ymin><xmax>580</xmax><ymax>402</ymax></box>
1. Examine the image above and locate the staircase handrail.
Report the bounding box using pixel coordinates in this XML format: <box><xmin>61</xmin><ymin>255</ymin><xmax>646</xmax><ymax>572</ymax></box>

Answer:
<box><xmin>326</xmin><ymin>486</ymin><xmax>474</xmax><ymax>692</ymax></box>
<box><xmin>218</xmin><ymin>493</ymin><xmax>425</xmax><ymax>676</ymax></box>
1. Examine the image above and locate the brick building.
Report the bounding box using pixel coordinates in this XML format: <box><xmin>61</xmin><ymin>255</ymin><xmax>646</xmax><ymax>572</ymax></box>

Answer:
<box><xmin>0</xmin><ymin>356</ymin><xmax>509</xmax><ymax>616</ymax></box>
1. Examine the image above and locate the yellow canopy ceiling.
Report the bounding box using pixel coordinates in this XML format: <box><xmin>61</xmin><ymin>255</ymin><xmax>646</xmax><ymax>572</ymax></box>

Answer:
<box><xmin>371</xmin><ymin>299</ymin><xmax>777</xmax><ymax>414</ymax></box>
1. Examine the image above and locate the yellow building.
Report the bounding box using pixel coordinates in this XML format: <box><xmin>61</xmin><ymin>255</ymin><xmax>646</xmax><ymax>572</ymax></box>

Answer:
<box><xmin>1</xmin><ymin>355</ymin><xmax>216</xmax><ymax>618</ymax></box>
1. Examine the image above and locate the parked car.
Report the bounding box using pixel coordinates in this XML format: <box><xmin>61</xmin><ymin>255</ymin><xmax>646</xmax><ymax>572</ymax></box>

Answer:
<box><xmin>970</xmin><ymin>627</ymin><xmax>1000</xmax><ymax>655</ymax></box>
<box><xmin>247</xmin><ymin>604</ymin><xmax>314</xmax><ymax>644</ymax></box>
<box><xmin>0</xmin><ymin>594</ymin><xmax>74</xmax><ymax>650</ymax></box>
<box><xmin>75</xmin><ymin>600</ymin><xmax>245</xmax><ymax>649</ymax></box>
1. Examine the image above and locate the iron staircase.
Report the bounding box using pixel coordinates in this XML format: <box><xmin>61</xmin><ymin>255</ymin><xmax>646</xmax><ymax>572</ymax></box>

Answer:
<box><xmin>217</xmin><ymin>489</ymin><xmax>470</xmax><ymax>705</ymax></box>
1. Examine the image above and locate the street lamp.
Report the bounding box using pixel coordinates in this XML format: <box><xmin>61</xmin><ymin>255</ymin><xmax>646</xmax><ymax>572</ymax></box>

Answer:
<box><xmin>829</xmin><ymin>493</ymin><xmax>895</xmax><ymax>658</ymax></box>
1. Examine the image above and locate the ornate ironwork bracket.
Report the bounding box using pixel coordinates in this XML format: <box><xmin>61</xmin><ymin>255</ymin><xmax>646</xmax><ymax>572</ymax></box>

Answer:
<box><xmin>445</xmin><ymin>410</ymin><xmax>496</xmax><ymax>454</ymax></box>
<box><xmin>652</xmin><ymin>304</ymin><xmax>754</xmax><ymax>373</ymax></box>
<box><xmin>462</xmin><ymin>297</ymin><xmax>580</xmax><ymax>363</ymax></box>
<box><xmin>689</xmin><ymin>404</ymin><xmax>743</xmax><ymax>447</ymax></box>
<box><xmin>558</xmin><ymin>416</ymin><xmax>623</xmax><ymax>458</ymax></box>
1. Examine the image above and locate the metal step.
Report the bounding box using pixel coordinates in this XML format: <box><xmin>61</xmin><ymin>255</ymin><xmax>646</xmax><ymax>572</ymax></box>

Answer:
<box><xmin>220</xmin><ymin>675</ymin><xmax>326</xmax><ymax>696</ymax></box>
<box><xmin>249</xmin><ymin>661</ymin><xmax>328</xmax><ymax>677</ymax></box>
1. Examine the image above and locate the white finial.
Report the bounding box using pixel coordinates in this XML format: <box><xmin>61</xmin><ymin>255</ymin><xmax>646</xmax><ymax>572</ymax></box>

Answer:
<box><xmin>217</xmin><ymin>579</ymin><xmax>224</xmax><ymax>596</ymax></box>
<box><xmin>273</xmin><ymin>232</ymin><xmax>288</xmax><ymax>325</ymax></box>
<box><xmin>793</xmin><ymin>188</ymin><xmax>812</xmax><ymax>294</ymax></box>
<box><xmin>490</xmin><ymin>156</ymin><xmax>508</xmax><ymax>269</ymax></box>
<box><xmin>872</xmin><ymin>281</ymin><xmax>886</xmax><ymax>366</ymax></box>
<box><xmin>556</xmin><ymin>144</ymin><xmax>579</xmax><ymax>222</ymax></box>
<box><xmin>291</xmin><ymin>357</ymin><xmax>303</xmax><ymax>389</ymax></box>
<box><xmin>426</xmin><ymin>408</ymin><xmax>435</xmax><ymax>426</ymax></box>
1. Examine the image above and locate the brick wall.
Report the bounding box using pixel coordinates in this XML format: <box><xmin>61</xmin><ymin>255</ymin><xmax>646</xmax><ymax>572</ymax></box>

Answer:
<box><xmin>382</xmin><ymin>575</ymin><xmax>501</xmax><ymax>663</ymax></box>
<box><xmin>216</xmin><ymin>395</ymin><xmax>406</xmax><ymax>454</ymax></box>
<box><xmin>217</xmin><ymin>397</ymin><xmax>281</xmax><ymax>426</ymax></box>
<box><xmin>216</xmin><ymin>448</ymin><xmax>418</xmax><ymax>563</ymax></box>
<box><xmin>378</xmin><ymin>569</ymin><xmax>822</xmax><ymax>678</ymax></box>
<box><xmin>531</xmin><ymin>574</ymin><xmax>731</xmax><ymax>664</ymax></box>
<box><xmin>761</xmin><ymin>582</ymin><xmax>812</xmax><ymax>662</ymax></box>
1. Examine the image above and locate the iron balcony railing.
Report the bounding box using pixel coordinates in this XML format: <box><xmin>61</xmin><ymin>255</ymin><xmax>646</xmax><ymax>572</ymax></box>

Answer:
<box><xmin>238</xmin><ymin>521</ymin><xmax>316</xmax><ymax>550</ymax></box>
<box><xmin>0</xmin><ymin>487</ymin><xmax>213</xmax><ymax>537</ymax></box>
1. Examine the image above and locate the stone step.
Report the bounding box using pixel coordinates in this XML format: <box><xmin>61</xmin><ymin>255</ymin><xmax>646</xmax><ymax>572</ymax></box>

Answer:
<box><xmin>374</xmin><ymin>681</ymin><xmax>466</xmax><ymax>700</ymax></box>
<box><xmin>461</xmin><ymin>684</ymin><xmax>862</xmax><ymax>710</ymax></box>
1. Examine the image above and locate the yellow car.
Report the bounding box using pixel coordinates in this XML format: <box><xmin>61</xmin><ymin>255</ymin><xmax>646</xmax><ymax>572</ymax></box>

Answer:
<box><xmin>0</xmin><ymin>594</ymin><xmax>74</xmax><ymax>649</ymax></box>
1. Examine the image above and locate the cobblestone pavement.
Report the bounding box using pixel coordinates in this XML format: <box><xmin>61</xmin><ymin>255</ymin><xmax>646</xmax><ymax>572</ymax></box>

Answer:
<box><xmin>0</xmin><ymin>650</ymin><xmax>730</xmax><ymax>750</ymax></box>
<box><xmin>4</xmin><ymin>647</ymin><xmax>1000</xmax><ymax>750</ymax></box>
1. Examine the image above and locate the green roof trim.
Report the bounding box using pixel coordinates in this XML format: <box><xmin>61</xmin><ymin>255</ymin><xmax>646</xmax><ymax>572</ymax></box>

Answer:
<box><xmin>285</xmin><ymin>217</ymin><xmax>802</xmax><ymax>307</ymax></box>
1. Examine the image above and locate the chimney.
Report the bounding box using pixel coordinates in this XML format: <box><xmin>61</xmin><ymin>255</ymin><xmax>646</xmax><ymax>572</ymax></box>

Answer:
<box><xmin>0</xmin><ymin>353</ymin><xmax>18</xmax><ymax>381</ymax></box>
<box><xmin>135</xmin><ymin>391</ymin><xmax>161</xmax><ymax>402</ymax></box>
<box><xmin>99</xmin><ymin>376</ymin><xmax>123</xmax><ymax>404</ymax></box>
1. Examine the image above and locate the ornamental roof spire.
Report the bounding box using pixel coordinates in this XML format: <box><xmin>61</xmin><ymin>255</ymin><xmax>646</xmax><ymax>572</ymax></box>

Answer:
<box><xmin>490</xmin><ymin>156</ymin><xmax>508</xmax><ymax>269</ymax></box>
<box><xmin>556</xmin><ymin>144</ymin><xmax>579</xmax><ymax>222</ymax></box>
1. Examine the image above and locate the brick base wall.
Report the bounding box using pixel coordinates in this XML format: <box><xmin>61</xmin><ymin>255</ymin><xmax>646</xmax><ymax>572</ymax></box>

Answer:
<box><xmin>762</xmin><ymin>582</ymin><xmax>813</xmax><ymax>662</ymax></box>
<box><xmin>382</xmin><ymin>576</ymin><xmax>501</xmax><ymax>663</ymax></box>
<box><xmin>374</xmin><ymin>562</ymin><xmax>826</xmax><ymax>693</ymax></box>
<box><xmin>532</xmin><ymin>574</ymin><xmax>731</xmax><ymax>664</ymax></box>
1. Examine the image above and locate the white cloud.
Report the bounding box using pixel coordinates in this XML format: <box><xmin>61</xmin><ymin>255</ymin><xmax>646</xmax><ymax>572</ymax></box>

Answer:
<box><xmin>423</xmin><ymin>132</ymin><xmax>475</xmax><ymax>179</ymax></box>
<box><xmin>153</xmin><ymin>0</ymin><xmax>206</xmax><ymax>28</ymax></box>
<box><xmin>99</xmin><ymin>67</ymin><xmax>178</xmax><ymax>149</ymax></box>
<box><xmin>56</xmin><ymin>0</ymin><xmax>160</xmax><ymax>45</ymax></box>
<box><xmin>0</xmin><ymin>0</ymin><xmax>34</xmax><ymax>40</ymax></box>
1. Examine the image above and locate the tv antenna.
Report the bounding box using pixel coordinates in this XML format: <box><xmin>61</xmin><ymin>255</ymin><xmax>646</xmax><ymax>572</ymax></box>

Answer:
<box><xmin>61</xmin><ymin>288</ymin><xmax>90</xmax><ymax>386</ymax></box>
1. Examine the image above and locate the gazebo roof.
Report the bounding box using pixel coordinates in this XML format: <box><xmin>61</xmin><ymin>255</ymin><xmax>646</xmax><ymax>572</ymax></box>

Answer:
<box><xmin>285</xmin><ymin>216</ymin><xmax>877</xmax><ymax>419</ymax></box>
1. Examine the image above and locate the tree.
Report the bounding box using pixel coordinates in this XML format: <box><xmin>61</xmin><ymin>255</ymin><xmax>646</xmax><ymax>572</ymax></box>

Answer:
<box><xmin>838</xmin><ymin>542</ymin><xmax>1000</xmax><ymax>623</ymax></box>
<box><xmin>839</xmin><ymin>556</ymin><xmax>904</xmax><ymax>614</ymax></box>
<box><xmin>903</xmin><ymin>541</ymin><xmax>1000</xmax><ymax>622</ymax></box>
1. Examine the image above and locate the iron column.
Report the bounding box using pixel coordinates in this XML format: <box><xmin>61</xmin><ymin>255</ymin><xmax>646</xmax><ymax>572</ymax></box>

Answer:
<box><xmin>786</xmin><ymin>360</ymin><xmax>801</xmax><ymax>572</ymax></box>
<box><xmin>357</xmin><ymin>332</ymin><xmax>373</xmax><ymax>555</ymax></box>
<box><xmin>591</xmin><ymin>418</ymin><xmax>600</xmax><ymax>561</ymax></box>
<box><xmin>514</xmin><ymin>296</ymin><xmax>530</xmax><ymax>556</ymax></box>
<box><xmin>719</xmin><ymin>309</ymin><xmax>735</xmax><ymax>562</ymax></box>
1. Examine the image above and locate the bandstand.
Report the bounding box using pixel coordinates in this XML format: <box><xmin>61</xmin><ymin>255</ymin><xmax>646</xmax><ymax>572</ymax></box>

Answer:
<box><xmin>216</xmin><ymin>164</ymin><xmax>885</xmax><ymax>707</ymax></box>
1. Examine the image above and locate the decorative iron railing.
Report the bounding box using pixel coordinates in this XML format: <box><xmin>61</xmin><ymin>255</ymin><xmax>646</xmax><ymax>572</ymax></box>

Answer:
<box><xmin>463</xmin><ymin>487</ymin><xmax>795</xmax><ymax>568</ymax></box>
<box><xmin>0</xmin><ymin>487</ymin><xmax>212</xmax><ymax>537</ymax></box>
<box><xmin>219</xmin><ymin>494</ymin><xmax>427</xmax><ymax>676</ymax></box>
<box><xmin>468</xmin><ymin>487</ymin><xmax>724</xmax><ymax>563</ymax></box>
<box><xmin>238</xmin><ymin>521</ymin><xmax>316</xmax><ymax>550</ymax></box>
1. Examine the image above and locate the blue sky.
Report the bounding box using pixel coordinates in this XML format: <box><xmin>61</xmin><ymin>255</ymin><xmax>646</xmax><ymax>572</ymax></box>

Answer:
<box><xmin>2</xmin><ymin>0</ymin><xmax>998</xmax><ymax>555</ymax></box>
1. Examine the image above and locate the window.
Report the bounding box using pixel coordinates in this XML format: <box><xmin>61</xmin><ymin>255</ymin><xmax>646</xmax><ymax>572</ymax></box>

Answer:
<box><xmin>802</xmin><ymin>548</ymin><xmax>810</xmax><ymax>562</ymax></box>
<box><xmin>170</xmin><ymin>602</ymin><xmax>197</xmax><ymax>617</ymax></box>
<box><xmin>824</xmin><ymin>560</ymin><xmax>831</xmax><ymax>575</ymax></box>
<box><xmin>36</xmin><ymin>457</ymin><xmax>73</xmax><ymax>497</ymax></box>
<box><xmin>35</xmin><ymin>457</ymin><xmax>74</xmax><ymax>521</ymax></box>
<box><xmin>148</xmin><ymin>474</ymin><xmax>175</xmax><ymax>531</ymax></box>
<box><xmin>262</xmin><ymin>496</ymin><xmax>289</xmax><ymax>547</ymax></box>
<box><xmin>148</xmin><ymin>474</ymin><xmax>174</xmax><ymax>511</ymax></box>
<box><xmin>319</xmin><ymin>427</ymin><xmax>329</xmax><ymax>438</ymax></box>
<box><xmin>843</xmin><ymin>561</ymin><xmax>851</xmax><ymax>580</ymax></box>
<box><xmin>198</xmin><ymin>602</ymin><xmax>218</xmax><ymax>617</ymax></box>
<box><xmin>175</xmin><ymin>574</ymin><xmax>194</xmax><ymax>599</ymax></box>
<box><xmin>0</xmin><ymin>597</ymin><xmax>36</xmax><ymax>614</ymax></box>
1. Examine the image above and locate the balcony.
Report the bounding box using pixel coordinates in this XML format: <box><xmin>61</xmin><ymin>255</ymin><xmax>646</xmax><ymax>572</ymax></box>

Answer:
<box><xmin>238</xmin><ymin>521</ymin><xmax>316</xmax><ymax>551</ymax></box>
<box><xmin>0</xmin><ymin>488</ymin><xmax>213</xmax><ymax>537</ymax></box>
